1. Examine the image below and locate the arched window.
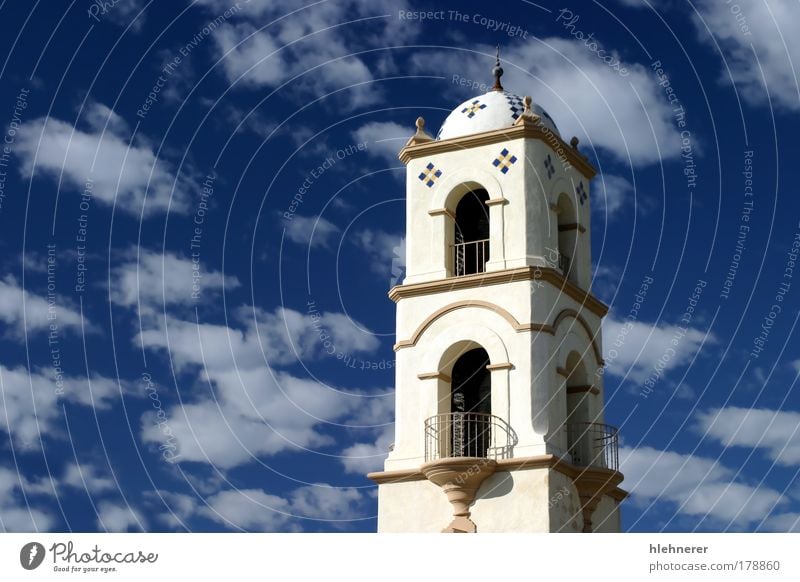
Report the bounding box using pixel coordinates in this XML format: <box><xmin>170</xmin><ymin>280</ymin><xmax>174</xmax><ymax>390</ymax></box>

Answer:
<box><xmin>556</xmin><ymin>193</ymin><xmax>578</xmax><ymax>284</ymax></box>
<box><xmin>564</xmin><ymin>353</ymin><xmax>592</xmax><ymax>465</ymax></box>
<box><xmin>449</xmin><ymin>348</ymin><xmax>491</xmax><ymax>457</ymax></box>
<box><xmin>453</xmin><ymin>189</ymin><xmax>490</xmax><ymax>276</ymax></box>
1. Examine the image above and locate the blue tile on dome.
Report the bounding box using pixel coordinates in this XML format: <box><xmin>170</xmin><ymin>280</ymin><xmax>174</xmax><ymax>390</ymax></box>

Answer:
<box><xmin>419</xmin><ymin>162</ymin><xmax>442</xmax><ymax>187</ymax></box>
<box><xmin>504</xmin><ymin>92</ymin><xmax>525</xmax><ymax>121</ymax></box>
<box><xmin>493</xmin><ymin>148</ymin><xmax>518</xmax><ymax>174</ymax></box>
<box><xmin>461</xmin><ymin>99</ymin><xmax>487</xmax><ymax>118</ymax></box>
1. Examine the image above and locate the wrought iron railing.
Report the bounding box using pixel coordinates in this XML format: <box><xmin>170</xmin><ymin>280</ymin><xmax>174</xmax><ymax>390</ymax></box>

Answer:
<box><xmin>453</xmin><ymin>238</ymin><xmax>490</xmax><ymax>277</ymax></box>
<box><xmin>566</xmin><ymin>422</ymin><xmax>619</xmax><ymax>471</ymax></box>
<box><xmin>424</xmin><ymin>412</ymin><xmax>517</xmax><ymax>461</ymax></box>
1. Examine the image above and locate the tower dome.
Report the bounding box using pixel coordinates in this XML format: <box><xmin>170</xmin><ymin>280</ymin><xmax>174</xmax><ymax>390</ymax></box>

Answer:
<box><xmin>436</xmin><ymin>90</ymin><xmax>560</xmax><ymax>140</ymax></box>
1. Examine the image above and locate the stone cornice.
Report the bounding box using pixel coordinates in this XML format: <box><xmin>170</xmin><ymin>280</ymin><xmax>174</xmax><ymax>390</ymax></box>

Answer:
<box><xmin>368</xmin><ymin>454</ymin><xmax>627</xmax><ymax>500</ymax></box>
<box><xmin>398</xmin><ymin>124</ymin><xmax>596</xmax><ymax>179</ymax></box>
<box><xmin>388</xmin><ymin>266</ymin><xmax>609</xmax><ymax>318</ymax></box>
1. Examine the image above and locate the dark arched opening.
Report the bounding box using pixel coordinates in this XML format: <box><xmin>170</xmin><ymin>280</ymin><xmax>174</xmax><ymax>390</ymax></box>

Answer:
<box><xmin>556</xmin><ymin>193</ymin><xmax>578</xmax><ymax>284</ymax></box>
<box><xmin>565</xmin><ymin>353</ymin><xmax>592</xmax><ymax>465</ymax></box>
<box><xmin>454</xmin><ymin>189</ymin><xmax>490</xmax><ymax>276</ymax></box>
<box><xmin>450</xmin><ymin>348</ymin><xmax>491</xmax><ymax>457</ymax></box>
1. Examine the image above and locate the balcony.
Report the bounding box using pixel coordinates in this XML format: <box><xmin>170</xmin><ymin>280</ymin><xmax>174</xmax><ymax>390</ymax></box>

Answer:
<box><xmin>453</xmin><ymin>238</ymin><xmax>489</xmax><ymax>277</ymax></box>
<box><xmin>566</xmin><ymin>422</ymin><xmax>619</xmax><ymax>471</ymax></box>
<box><xmin>424</xmin><ymin>412</ymin><xmax>517</xmax><ymax>461</ymax></box>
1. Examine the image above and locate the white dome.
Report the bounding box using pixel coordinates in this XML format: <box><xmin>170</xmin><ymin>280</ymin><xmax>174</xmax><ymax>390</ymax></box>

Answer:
<box><xmin>436</xmin><ymin>90</ymin><xmax>559</xmax><ymax>141</ymax></box>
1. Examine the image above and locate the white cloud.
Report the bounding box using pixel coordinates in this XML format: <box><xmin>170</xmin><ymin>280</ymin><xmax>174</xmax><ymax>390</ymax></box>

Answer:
<box><xmin>137</xmin><ymin>307</ymin><xmax>383</xmax><ymax>468</ymax></box>
<box><xmin>351</xmin><ymin>121</ymin><xmax>409</xmax><ymax>165</ymax></box>
<box><xmin>412</xmin><ymin>40</ymin><xmax>683</xmax><ymax>165</ymax></box>
<box><xmin>602</xmin><ymin>316</ymin><xmax>712</xmax><ymax>383</ymax></box>
<box><xmin>0</xmin><ymin>365</ymin><xmax>124</xmax><ymax>450</ymax></box>
<box><xmin>692</xmin><ymin>0</ymin><xmax>800</xmax><ymax>111</ymax></box>
<box><xmin>200</xmin><ymin>0</ymin><xmax>415</xmax><ymax>107</ymax></box>
<box><xmin>620</xmin><ymin>0</ymin><xmax>800</xmax><ymax>111</ymax></box>
<box><xmin>110</xmin><ymin>249</ymin><xmax>239</xmax><ymax>312</ymax></box>
<box><xmin>696</xmin><ymin>407</ymin><xmax>800</xmax><ymax>466</ymax></box>
<box><xmin>0</xmin><ymin>276</ymin><xmax>89</xmax><ymax>338</ymax></box>
<box><xmin>15</xmin><ymin>108</ymin><xmax>187</xmax><ymax>215</ymax></box>
<box><xmin>0</xmin><ymin>467</ymin><xmax>56</xmax><ymax>532</ymax></box>
<box><xmin>284</xmin><ymin>215</ymin><xmax>340</xmax><ymax>248</ymax></box>
<box><xmin>763</xmin><ymin>512</ymin><xmax>800</xmax><ymax>532</ymax></box>
<box><xmin>352</xmin><ymin>229</ymin><xmax>404</xmax><ymax>279</ymax></box>
<box><xmin>200</xmin><ymin>484</ymin><xmax>364</xmax><ymax>531</ymax></box>
<box><xmin>61</xmin><ymin>462</ymin><xmax>116</xmax><ymax>494</ymax></box>
<box><xmin>90</xmin><ymin>0</ymin><xmax>147</xmax><ymax>31</ymax></box>
<box><xmin>96</xmin><ymin>501</ymin><xmax>145</xmax><ymax>532</ymax></box>
<box><xmin>596</xmin><ymin>174</ymin><xmax>633</xmax><ymax>217</ymax></box>
<box><xmin>340</xmin><ymin>426</ymin><xmax>394</xmax><ymax>474</ymax></box>
<box><xmin>620</xmin><ymin>446</ymin><xmax>785</xmax><ymax>526</ymax></box>
<box><xmin>82</xmin><ymin>101</ymin><xmax>130</xmax><ymax>136</ymax></box>
<box><xmin>139</xmin><ymin>305</ymin><xmax>378</xmax><ymax>371</ymax></box>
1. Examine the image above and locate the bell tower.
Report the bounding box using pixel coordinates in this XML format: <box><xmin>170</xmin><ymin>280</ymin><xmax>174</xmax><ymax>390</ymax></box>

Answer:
<box><xmin>368</xmin><ymin>53</ymin><xmax>626</xmax><ymax>533</ymax></box>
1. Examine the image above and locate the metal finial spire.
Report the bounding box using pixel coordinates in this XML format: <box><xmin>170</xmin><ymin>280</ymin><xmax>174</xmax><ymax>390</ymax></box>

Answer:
<box><xmin>492</xmin><ymin>45</ymin><xmax>504</xmax><ymax>91</ymax></box>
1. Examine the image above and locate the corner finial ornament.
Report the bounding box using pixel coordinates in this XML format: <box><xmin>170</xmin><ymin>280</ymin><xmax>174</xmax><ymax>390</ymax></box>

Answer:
<box><xmin>514</xmin><ymin>95</ymin><xmax>540</xmax><ymax>126</ymax></box>
<box><xmin>402</xmin><ymin>116</ymin><xmax>434</xmax><ymax>150</ymax></box>
<box><xmin>492</xmin><ymin>45</ymin><xmax>504</xmax><ymax>91</ymax></box>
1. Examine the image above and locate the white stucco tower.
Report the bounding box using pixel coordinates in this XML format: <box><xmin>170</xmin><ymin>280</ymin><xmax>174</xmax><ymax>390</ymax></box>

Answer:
<box><xmin>368</xmin><ymin>54</ymin><xmax>625</xmax><ymax>533</ymax></box>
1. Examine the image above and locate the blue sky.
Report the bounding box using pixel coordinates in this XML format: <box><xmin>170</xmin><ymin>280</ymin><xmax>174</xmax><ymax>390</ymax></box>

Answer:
<box><xmin>0</xmin><ymin>0</ymin><xmax>799</xmax><ymax>533</ymax></box>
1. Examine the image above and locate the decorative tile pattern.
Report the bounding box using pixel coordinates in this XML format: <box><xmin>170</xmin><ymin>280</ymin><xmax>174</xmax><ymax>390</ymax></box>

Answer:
<box><xmin>461</xmin><ymin>99</ymin><xmax>487</xmax><ymax>118</ymax></box>
<box><xmin>504</xmin><ymin>92</ymin><xmax>524</xmax><ymax>121</ymax></box>
<box><xmin>493</xmin><ymin>148</ymin><xmax>518</xmax><ymax>174</ymax></box>
<box><xmin>576</xmin><ymin>181</ymin><xmax>588</xmax><ymax>205</ymax></box>
<box><xmin>419</xmin><ymin>162</ymin><xmax>442</xmax><ymax>187</ymax></box>
<box><xmin>544</xmin><ymin>154</ymin><xmax>555</xmax><ymax>179</ymax></box>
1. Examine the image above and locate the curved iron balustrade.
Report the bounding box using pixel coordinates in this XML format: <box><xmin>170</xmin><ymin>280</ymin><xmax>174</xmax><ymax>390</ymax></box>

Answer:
<box><xmin>566</xmin><ymin>422</ymin><xmax>619</xmax><ymax>471</ymax></box>
<box><xmin>424</xmin><ymin>412</ymin><xmax>517</xmax><ymax>461</ymax></box>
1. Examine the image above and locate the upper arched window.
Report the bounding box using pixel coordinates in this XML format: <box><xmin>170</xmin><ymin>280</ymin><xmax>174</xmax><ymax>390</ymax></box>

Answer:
<box><xmin>453</xmin><ymin>189</ymin><xmax>490</xmax><ymax>276</ymax></box>
<box><xmin>556</xmin><ymin>193</ymin><xmax>578</xmax><ymax>284</ymax></box>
